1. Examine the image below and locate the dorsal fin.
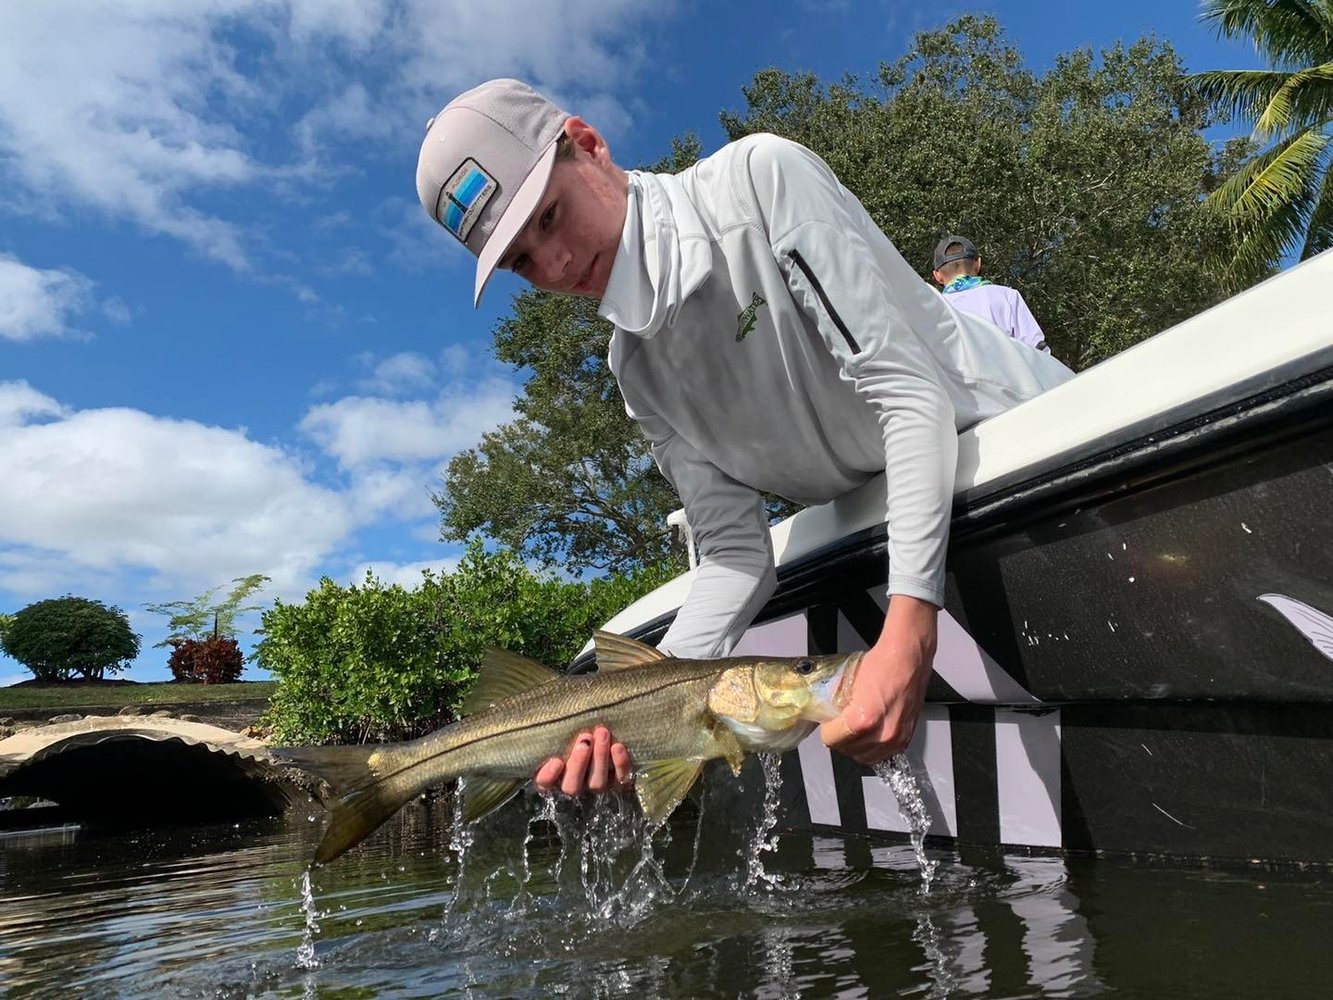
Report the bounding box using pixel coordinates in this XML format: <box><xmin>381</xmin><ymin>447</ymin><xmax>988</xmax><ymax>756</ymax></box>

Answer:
<box><xmin>459</xmin><ymin>648</ymin><xmax>560</xmax><ymax>716</ymax></box>
<box><xmin>593</xmin><ymin>630</ymin><xmax>668</xmax><ymax>672</ymax></box>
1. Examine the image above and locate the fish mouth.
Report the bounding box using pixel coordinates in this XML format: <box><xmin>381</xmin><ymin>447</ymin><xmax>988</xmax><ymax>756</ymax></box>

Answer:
<box><xmin>806</xmin><ymin>653</ymin><xmax>863</xmax><ymax>721</ymax></box>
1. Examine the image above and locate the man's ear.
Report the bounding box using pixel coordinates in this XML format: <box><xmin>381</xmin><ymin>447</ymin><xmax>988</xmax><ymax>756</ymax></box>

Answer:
<box><xmin>564</xmin><ymin>116</ymin><xmax>608</xmax><ymax>160</ymax></box>
<box><xmin>932</xmin><ymin>269</ymin><xmax>945</xmax><ymax>286</ymax></box>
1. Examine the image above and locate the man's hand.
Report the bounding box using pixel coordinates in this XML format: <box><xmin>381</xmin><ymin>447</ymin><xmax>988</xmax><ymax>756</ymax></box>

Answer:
<box><xmin>534</xmin><ymin>724</ymin><xmax>633</xmax><ymax>796</ymax></box>
<box><xmin>820</xmin><ymin>595</ymin><xmax>938</xmax><ymax>764</ymax></box>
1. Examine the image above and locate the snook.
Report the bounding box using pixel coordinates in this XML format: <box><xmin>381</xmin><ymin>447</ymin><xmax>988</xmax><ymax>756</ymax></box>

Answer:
<box><xmin>277</xmin><ymin>631</ymin><xmax>859</xmax><ymax>865</ymax></box>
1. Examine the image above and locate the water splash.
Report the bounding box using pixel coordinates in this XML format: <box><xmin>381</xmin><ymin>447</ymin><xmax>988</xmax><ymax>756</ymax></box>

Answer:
<box><xmin>679</xmin><ymin>776</ymin><xmax>709</xmax><ymax>896</ymax></box>
<box><xmin>742</xmin><ymin>753</ymin><xmax>785</xmax><ymax>892</ymax></box>
<box><xmin>442</xmin><ymin>782</ymin><xmax>476</xmax><ymax>920</ymax></box>
<box><xmin>509</xmin><ymin>793</ymin><xmax>554</xmax><ymax>914</ymax></box>
<box><xmin>294</xmin><ymin>868</ymin><xmax>320</xmax><ymax>970</ymax></box>
<box><xmin>873</xmin><ymin>754</ymin><xmax>938</xmax><ymax>893</ymax></box>
<box><xmin>577</xmin><ymin>793</ymin><xmax>673</xmax><ymax>925</ymax></box>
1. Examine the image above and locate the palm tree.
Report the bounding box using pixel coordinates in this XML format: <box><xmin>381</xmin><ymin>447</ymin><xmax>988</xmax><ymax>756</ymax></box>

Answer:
<box><xmin>1190</xmin><ymin>0</ymin><xmax>1333</xmax><ymax>286</ymax></box>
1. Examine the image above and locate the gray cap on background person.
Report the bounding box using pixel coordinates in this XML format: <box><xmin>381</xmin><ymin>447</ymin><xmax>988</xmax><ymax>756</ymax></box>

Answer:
<box><xmin>933</xmin><ymin>235</ymin><xmax>979</xmax><ymax>269</ymax></box>
<box><xmin>416</xmin><ymin>79</ymin><xmax>569</xmax><ymax>306</ymax></box>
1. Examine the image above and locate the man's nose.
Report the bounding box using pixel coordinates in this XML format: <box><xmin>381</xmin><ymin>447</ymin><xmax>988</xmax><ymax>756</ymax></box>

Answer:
<box><xmin>534</xmin><ymin>240</ymin><xmax>571</xmax><ymax>284</ymax></box>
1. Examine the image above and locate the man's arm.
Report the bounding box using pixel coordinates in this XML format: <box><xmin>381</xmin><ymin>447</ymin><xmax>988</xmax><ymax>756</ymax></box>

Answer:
<box><xmin>746</xmin><ymin>135</ymin><xmax>957</xmax><ymax>762</ymax></box>
<box><xmin>535</xmin><ymin>418</ymin><xmax>776</xmax><ymax>794</ymax></box>
<box><xmin>647</xmin><ymin>424</ymin><xmax>777</xmax><ymax>658</ymax></box>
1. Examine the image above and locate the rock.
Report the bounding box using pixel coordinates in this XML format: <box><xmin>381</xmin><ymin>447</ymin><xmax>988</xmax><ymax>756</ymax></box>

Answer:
<box><xmin>178</xmin><ymin>713</ymin><xmax>201</xmax><ymax>723</ymax></box>
<box><xmin>0</xmin><ymin>717</ymin><xmax>13</xmax><ymax>726</ymax></box>
<box><xmin>0</xmin><ymin>726</ymin><xmax>14</xmax><ymax>740</ymax></box>
<box><xmin>117</xmin><ymin>706</ymin><xmax>144</xmax><ymax>716</ymax></box>
<box><xmin>48</xmin><ymin>713</ymin><xmax>83</xmax><ymax>724</ymax></box>
<box><xmin>149</xmin><ymin>709</ymin><xmax>174</xmax><ymax>718</ymax></box>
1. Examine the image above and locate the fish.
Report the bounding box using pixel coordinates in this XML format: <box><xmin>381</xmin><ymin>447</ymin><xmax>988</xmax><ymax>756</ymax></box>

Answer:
<box><xmin>275</xmin><ymin>630</ymin><xmax>859</xmax><ymax>865</ymax></box>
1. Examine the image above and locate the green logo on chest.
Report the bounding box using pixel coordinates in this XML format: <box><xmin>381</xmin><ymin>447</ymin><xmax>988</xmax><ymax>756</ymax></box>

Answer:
<box><xmin>735</xmin><ymin>291</ymin><xmax>767</xmax><ymax>342</ymax></box>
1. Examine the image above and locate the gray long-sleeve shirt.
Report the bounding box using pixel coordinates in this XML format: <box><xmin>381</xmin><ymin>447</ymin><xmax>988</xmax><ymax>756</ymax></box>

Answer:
<box><xmin>598</xmin><ymin>134</ymin><xmax>1074</xmax><ymax>658</ymax></box>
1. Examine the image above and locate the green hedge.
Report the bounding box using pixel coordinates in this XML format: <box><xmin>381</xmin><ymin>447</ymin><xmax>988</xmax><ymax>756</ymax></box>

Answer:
<box><xmin>257</xmin><ymin>542</ymin><xmax>672</xmax><ymax>745</ymax></box>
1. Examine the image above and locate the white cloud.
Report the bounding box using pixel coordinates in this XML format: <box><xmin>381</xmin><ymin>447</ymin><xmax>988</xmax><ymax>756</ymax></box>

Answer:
<box><xmin>0</xmin><ymin>1</ymin><xmax>679</xmax><ymax>272</ymax></box>
<box><xmin>102</xmin><ymin>297</ymin><xmax>134</xmax><ymax>325</ymax></box>
<box><xmin>347</xmin><ymin>467</ymin><xmax>438</xmax><ymax>522</ymax></box>
<box><xmin>359</xmin><ymin>352</ymin><xmax>438</xmax><ymax>395</ymax></box>
<box><xmin>0</xmin><ymin>254</ymin><xmax>95</xmax><ymax>341</ymax></box>
<box><xmin>299</xmin><ymin>378</ymin><xmax>516</xmax><ymax>469</ymax></box>
<box><xmin>0</xmin><ymin>388</ymin><xmax>358</xmax><ymax>598</ymax></box>
<box><xmin>0</xmin><ymin>381</ymin><xmax>68</xmax><ymax>428</ymax></box>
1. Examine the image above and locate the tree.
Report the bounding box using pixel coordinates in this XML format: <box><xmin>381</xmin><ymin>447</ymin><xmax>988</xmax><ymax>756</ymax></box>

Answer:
<box><xmin>0</xmin><ymin>597</ymin><xmax>141</xmax><ymax>682</ymax></box>
<box><xmin>721</xmin><ymin>17</ymin><xmax>1242</xmax><ymax>366</ymax></box>
<box><xmin>1190</xmin><ymin>0</ymin><xmax>1333</xmax><ymax>287</ymax></box>
<box><xmin>438</xmin><ymin>17</ymin><xmax>1240</xmax><ymax>572</ymax></box>
<box><xmin>143</xmin><ymin>574</ymin><xmax>270</xmax><ymax>647</ymax></box>
<box><xmin>437</xmin><ymin>293</ymin><xmax>690</xmax><ymax>575</ymax></box>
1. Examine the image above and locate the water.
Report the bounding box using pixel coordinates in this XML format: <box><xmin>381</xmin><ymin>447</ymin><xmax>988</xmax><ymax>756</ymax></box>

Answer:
<box><xmin>875</xmin><ymin>753</ymin><xmax>939</xmax><ymax>894</ymax></box>
<box><xmin>2</xmin><ymin>798</ymin><xmax>1332</xmax><ymax>998</ymax></box>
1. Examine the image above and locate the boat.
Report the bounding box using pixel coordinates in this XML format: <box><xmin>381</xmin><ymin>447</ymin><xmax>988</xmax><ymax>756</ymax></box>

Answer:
<box><xmin>574</xmin><ymin>250</ymin><xmax>1333</xmax><ymax>866</ymax></box>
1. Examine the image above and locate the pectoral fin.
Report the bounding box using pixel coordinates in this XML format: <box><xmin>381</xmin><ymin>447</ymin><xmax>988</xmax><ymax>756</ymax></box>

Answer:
<box><xmin>709</xmin><ymin>720</ymin><xmax>747</xmax><ymax>776</ymax></box>
<box><xmin>635</xmin><ymin>758</ymin><xmax>704</xmax><ymax>825</ymax></box>
<box><xmin>460</xmin><ymin>776</ymin><xmax>524</xmax><ymax>824</ymax></box>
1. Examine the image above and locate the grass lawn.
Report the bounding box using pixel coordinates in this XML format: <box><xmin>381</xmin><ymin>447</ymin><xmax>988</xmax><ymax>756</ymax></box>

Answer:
<box><xmin>0</xmin><ymin>681</ymin><xmax>277</xmax><ymax>711</ymax></box>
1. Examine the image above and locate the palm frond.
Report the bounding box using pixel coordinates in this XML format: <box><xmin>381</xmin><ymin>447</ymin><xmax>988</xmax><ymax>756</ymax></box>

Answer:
<box><xmin>1210</xmin><ymin>127</ymin><xmax>1330</xmax><ymax>219</ymax></box>
<box><xmin>1191</xmin><ymin>68</ymin><xmax>1300</xmax><ymax>126</ymax></box>
<box><xmin>1200</xmin><ymin>0</ymin><xmax>1333</xmax><ymax>67</ymax></box>
<box><xmin>1299</xmin><ymin>156</ymin><xmax>1333</xmax><ymax>256</ymax></box>
<box><xmin>1254</xmin><ymin>61</ymin><xmax>1333</xmax><ymax>136</ymax></box>
<box><xmin>1225</xmin><ymin>193</ymin><xmax>1311</xmax><ymax>285</ymax></box>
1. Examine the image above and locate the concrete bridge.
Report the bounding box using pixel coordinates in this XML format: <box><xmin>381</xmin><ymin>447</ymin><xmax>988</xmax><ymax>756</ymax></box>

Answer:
<box><xmin>0</xmin><ymin>716</ymin><xmax>312</xmax><ymax>830</ymax></box>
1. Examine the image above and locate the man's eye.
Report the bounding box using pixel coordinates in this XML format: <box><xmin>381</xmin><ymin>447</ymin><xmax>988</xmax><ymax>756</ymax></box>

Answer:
<box><xmin>540</xmin><ymin>204</ymin><xmax>556</xmax><ymax>230</ymax></box>
<box><xmin>510</xmin><ymin>254</ymin><xmax>529</xmax><ymax>273</ymax></box>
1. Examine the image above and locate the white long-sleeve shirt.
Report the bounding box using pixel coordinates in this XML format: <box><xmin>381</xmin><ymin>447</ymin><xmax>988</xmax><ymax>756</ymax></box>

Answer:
<box><xmin>597</xmin><ymin>134</ymin><xmax>1073</xmax><ymax>658</ymax></box>
<box><xmin>944</xmin><ymin>282</ymin><xmax>1050</xmax><ymax>354</ymax></box>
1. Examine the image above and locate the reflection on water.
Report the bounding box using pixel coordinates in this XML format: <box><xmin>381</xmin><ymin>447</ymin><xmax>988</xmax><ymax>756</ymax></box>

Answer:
<box><xmin>1</xmin><ymin>796</ymin><xmax>1331</xmax><ymax>998</ymax></box>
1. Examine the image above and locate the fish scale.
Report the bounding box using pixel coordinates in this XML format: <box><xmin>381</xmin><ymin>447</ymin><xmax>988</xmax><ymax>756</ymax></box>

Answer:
<box><xmin>417</xmin><ymin>660</ymin><xmax>728</xmax><ymax>777</ymax></box>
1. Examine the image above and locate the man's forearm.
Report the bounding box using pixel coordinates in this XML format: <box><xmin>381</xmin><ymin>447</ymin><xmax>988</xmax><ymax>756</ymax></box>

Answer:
<box><xmin>875</xmin><ymin>593</ymin><xmax>939</xmax><ymax>661</ymax></box>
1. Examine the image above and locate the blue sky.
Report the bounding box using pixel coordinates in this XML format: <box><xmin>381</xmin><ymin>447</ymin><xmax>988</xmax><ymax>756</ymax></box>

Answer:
<box><xmin>0</xmin><ymin>1</ymin><xmax>1259</xmax><ymax>684</ymax></box>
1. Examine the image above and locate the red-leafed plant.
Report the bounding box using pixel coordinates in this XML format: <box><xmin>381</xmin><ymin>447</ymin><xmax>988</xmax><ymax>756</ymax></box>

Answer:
<box><xmin>167</xmin><ymin>636</ymin><xmax>244</xmax><ymax>684</ymax></box>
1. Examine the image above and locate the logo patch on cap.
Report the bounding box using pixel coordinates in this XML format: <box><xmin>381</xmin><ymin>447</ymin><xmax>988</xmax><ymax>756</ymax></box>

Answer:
<box><xmin>435</xmin><ymin>158</ymin><xmax>497</xmax><ymax>243</ymax></box>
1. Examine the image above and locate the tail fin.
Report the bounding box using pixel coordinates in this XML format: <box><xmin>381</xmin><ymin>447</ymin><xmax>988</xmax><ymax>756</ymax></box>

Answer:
<box><xmin>274</xmin><ymin>744</ymin><xmax>419</xmax><ymax>865</ymax></box>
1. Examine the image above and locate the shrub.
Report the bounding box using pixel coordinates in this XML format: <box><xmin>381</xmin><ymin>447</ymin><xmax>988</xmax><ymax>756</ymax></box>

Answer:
<box><xmin>167</xmin><ymin>637</ymin><xmax>245</xmax><ymax>684</ymax></box>
<box><xmin>257</xmin><ymin>541</ymin><xmax>673</xmax><ymax>745</ymax></box>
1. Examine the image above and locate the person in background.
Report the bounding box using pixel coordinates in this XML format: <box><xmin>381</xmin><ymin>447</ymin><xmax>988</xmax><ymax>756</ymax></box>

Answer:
<box><xmin>415</xmin><ymin>80</ymin><xmax>1074</xmax><ymax>796</ymax></box>
<box><xmin>932</xmin><ymin>236</ymin><xmax>1052</xmax><ymax>355</ymax></box>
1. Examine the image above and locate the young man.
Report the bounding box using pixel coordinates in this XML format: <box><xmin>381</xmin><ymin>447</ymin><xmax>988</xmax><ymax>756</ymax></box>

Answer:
<box><xmin>932</xmin><ymin>236</ymin><xmax>1052</xmax><ymax>355</ymax></box>
<box><xmin>416</xmin><ymin>80</ymin><xmax>1074</xmax><ymax>796</ymax></box>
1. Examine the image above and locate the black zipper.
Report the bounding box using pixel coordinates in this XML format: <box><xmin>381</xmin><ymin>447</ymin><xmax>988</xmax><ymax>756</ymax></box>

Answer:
<box><xmin>787</xmin><ymin>249</ymin><xmax>861</xmax><ymax>354</ymax></box>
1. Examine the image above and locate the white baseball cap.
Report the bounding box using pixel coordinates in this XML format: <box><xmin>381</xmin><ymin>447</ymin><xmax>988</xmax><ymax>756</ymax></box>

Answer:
<box><xmin>416</xmin><ymin>79</ymin><xmax>569</xmax><ymax>306</ymax></box>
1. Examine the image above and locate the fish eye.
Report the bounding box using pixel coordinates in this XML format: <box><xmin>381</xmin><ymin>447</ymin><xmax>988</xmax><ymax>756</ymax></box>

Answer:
<box><xmin>794</xmin><ymin>658</ymin><xmax>815</xmax><ymax>675</ymax></box>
